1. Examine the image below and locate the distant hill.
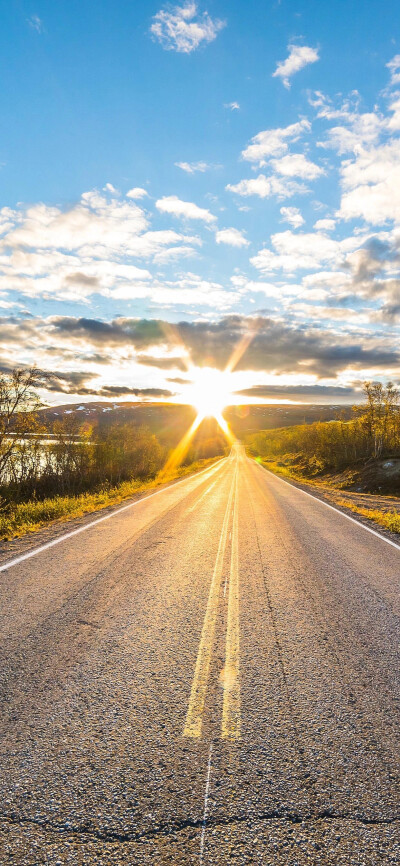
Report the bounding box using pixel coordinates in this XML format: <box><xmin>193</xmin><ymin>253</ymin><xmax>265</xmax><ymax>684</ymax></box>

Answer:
<box><xmin>37</xmin><ymin>401</ymin><xmax>353</xmax><ymax>444</ymax></box>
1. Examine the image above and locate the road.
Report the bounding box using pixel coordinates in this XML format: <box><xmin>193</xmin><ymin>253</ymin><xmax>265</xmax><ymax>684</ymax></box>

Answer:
<box><xmin>0</xmin><ymin>443</ymin><xmax>398</xmax><ymax>864</ymax></box>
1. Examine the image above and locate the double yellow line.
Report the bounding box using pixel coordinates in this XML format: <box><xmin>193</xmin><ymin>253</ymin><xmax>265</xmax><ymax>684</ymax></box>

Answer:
<box><xmin>183</xmin><ymin>465</ymin><xmax>241</xmax><ymax>739</ymax></box>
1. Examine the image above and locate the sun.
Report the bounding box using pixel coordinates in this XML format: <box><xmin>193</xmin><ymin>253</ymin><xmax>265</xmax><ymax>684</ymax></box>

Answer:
<box><xmin>186</xmin><ymin>368</ymin><xmax>232</xmax><ymax>427</ymax></box>
<box><xmin>159</xmin><ymin>367</ymin><xmax>236</xmax><ymax>479</ymax></box>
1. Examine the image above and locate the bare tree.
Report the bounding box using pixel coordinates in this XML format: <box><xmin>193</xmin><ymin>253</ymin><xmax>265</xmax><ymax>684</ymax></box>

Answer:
<box><xmin>0</xmin><ymin>368</ymin><xmax>45</xmax><ymax>483</ymax></box>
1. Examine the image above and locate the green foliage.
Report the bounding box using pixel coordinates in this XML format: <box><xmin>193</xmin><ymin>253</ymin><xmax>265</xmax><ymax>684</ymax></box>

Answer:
<box><xmin>246</xmin><ymin>382</ymin><xmax>400</xmax><ymax>476</ymax></box>
<box><xmin>0</xmin><ymin>456</ymin><xmax>221</xmax><ymax>540</ymax></box>
<box><xmin>0</xmin><ymin>368</ymin><xmax>226</xmax><ymax>539</ymax></box>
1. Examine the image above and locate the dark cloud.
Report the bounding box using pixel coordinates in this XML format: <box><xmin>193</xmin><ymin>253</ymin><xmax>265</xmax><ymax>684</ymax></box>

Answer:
<box><xmin>343</xmin><ymin>236</ymin><xmax>400</xmax><ymax>315</ymax></box>
<box><xmin>167</xmin><ymin>376</ymin><xmax>194</xmax><ymax>385</ymax></box>
<box><xmin>39</xmin><ymin>369</ymin><xmax>99</xmax><ymax>394</ymax></box>
<box><xmin>137</xmin><ymin>355</ymin><xmax>188</xmax><ymax>372</ymax></box>
<box><xmin>98</xmin><ymin>386</ymin><xmax>174</xmax><ymax>397</ymax></box>
<box><xmin>50</xmin><ymin>317</ymin><xmax>166</xmax><ymax>348</ymax></box>
<box><xmin>1</xmin><ymin>314</ymin><xmax>399</xmax><ymax>397</ymax></box>
<box><xmin>171</xmin><ymin>316</ymin><xmax>398</xmax><ymax>376</ymax></box>
<box><xmin>64</xmin><ymin>272</ymin><xmax>100</xmax><ymax>288</ymax></box>
<box><xmin>236</xmin><ymin>384</ymin><xmax>360</xmax><ymax>402</ymax></box>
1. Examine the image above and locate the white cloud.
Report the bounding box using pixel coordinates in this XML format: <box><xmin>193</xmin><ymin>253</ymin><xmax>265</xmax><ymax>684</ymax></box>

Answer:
<box><xmin>2</xmin><ymin>192</ymin><xmax>148</xmax><ymax>254</ymax></box>
<box><xmin>153</xmin><ymin>244</ymin><xmax>199</xmax><ymax>263</ymax></box>
<box><xmin>110</xmin><ymin>274</ymin><xmax>238</xmax><ymax>309</ymax></box>
<box><xmin>215</xmin><ymin>228</ymin><xmax>249</xmax><ymax>247</ymax></box>
<box><xmin>150</xmin><ymin>2</ymin><xmax>225</xmax><ymax>54</ymax></box>
<box><xmin>27</xmin><ymin>14</ymin><xmax>43</xmax><ymax>33</ymax></box>
<box><xmin>0</xmin><ymin>188</ymin><xmax>204</xmax><ymax>303</ymax></box>
<box><xmin>156</xmin><ymin>195</ymin><xmax>216</xmax><ymax>222</ymax></box>
<box><xmin>126</xmin><ymin>187</ymin><xmax>149</xmax><ymax>199</ymax></box>
<box><xmin>251</xmin><ymin>230</ymin><xmax>360</xmax><ymax>274</ymax></box>
<box><xmin>320</xmin><ymin>112</ymin><xmax>382</xmax><ymax>154</ymax></box>
<box><xmin>280</xmin><ymin>207</ymin><xmax>305</xmax><ymax>228</ymax></box>
<box><xmin>339</xmin><ymin>139</ymin><xmax>400</xmax><ymax>224</ymax></box>
<box><xmin>271</xmin><ymin>153</ymin><xmax>325</xmax><ymax>179</ymax></box>
<box><xmin>314</xmin><ymin>218</ymin><xmax>335</xmax><ymax>232</ymax></box>
<box><xmin>103</xmin><ymin>183</ymin><xmax>118</xmax><ymax>194</ymax></box>
<box><xmin>387</xmin><ymin>98</ymin><xmax>400</xmax><ymax>131</ymax></box>
<box><xmin>226</xmin><ymin>174</ymin><xmax>306</xmax><ymax>199</ymax></box>
<box><xmin>241</xmin><ymin>119</ymin><xmax>311</xmax><ymax>166</ymax></box>
<box><xmin>387</xmin><ymin>54</ymin><xmax>400</xmax><ymax>87</ymax></box>
<box><xmin>272</xmin><ymin>44</ymin><xmax>319</xmax><ymax>89</ymax></box>
<box><xmin>225</xmin><ymin>102</ymin><xmax>240</xmax><ymax>111</ymax></box>
<box><xmin>175</xmin><ymin>161</ymin><xmax>210</xmax><ymax>173</ymax></box>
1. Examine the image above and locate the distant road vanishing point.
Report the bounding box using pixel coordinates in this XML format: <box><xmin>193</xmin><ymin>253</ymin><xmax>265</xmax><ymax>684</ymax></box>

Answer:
<box><xmin>0</xmin><ymin>443</ymin><xmax>398</xmax><ymax>863</ymax></box>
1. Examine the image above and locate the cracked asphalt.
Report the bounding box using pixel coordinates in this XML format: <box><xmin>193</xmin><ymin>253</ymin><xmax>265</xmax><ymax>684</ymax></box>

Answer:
<box><xmin>0</xmin><ymin>445</ymin><xmax>398</xmax><ymax>864</ymax></box>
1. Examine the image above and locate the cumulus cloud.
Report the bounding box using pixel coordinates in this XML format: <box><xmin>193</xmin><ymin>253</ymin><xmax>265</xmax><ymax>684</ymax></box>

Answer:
<box><xmin>314</xmin><ymin>218</ymin><xmax>335</xmax><ymax>232</ymax></box>
<box><xmin>1</xmin><ymin>313</ymin><xmax>398</xmax><ymax>400</ymax></box>
<box><xmin>150</xmin><ymin>2</ymin><xmax>225</xmax><ymax>54</ymax></box>
<box><xmin>251</xmin><ymin>230</ymin><xmax>360</xmax><ymax>274</ymax></box>
<box><xmin>34</xmin><ymin>314</ymin><xmax>400</xmax><ymax>377</ymax></box>
<box><xmin>1</xmin><ymin>190</ymin><xmax>148</xmax><ymax>254</ymax></box>
<box><xmin>387</xmin><ymin>54</ymin><xmax>400</xmax><ymax>87</ymax></box>
<box><xmin>175</xmin><ymin>161</ymin><xmax>210</xmax><ymax>173</ymax></box>
<box><xmin>271</xmin><ymin>153</ymin><xmax>324</xmax><ymax>179</ymax></box>
<box><xmin>316</xmin><ymin>95</ymin><xmax>383</xmax><ymax>154</ymax></box>
<box><xmin>272</xmin><ymin>44</ymin><xmax>319</xmax><ymax>88</ymax></box>
<box><xmin>236</xmin><ymin>384</ymin><xmax>359</xmax><ymax>402</ymax></box>
<box><xmin>126</xmin><ymin>187</ymin><xmax>149</xmax><ymax>199</ymax></box>
<box><xmin>0</xmin><ymin>189</ymin><xmax>208</xmax><ymax>303</ymax></box>
<box><xmin>280</xmin><ymin>207</ymin><xmax>304</xmax><ymax>229</ymax></box>
<box><xmin>215</xmin><ymin>228</ymin><xmax>249</xmax><ymax>247</ymax></box>
<box><xmin>156</xmin><ymin>195</ymin><xmax>216</xmax><ymax>222</ymax></box>
<box><xmin>226</xmin><ymin>174</ymin><xmax>306</xmax><ymax>200</ymax></box>
<box><xmin>338</xmin><ymin>139</ymin><xmax>400</xmax><ymax>224</ymax></box>
<box><xmin>241</xmin><ymin>120</ymin><xmax>311</xmax><ymax>166</ymax></box>
<box><xmin>98</xmin><ymin>385</ymin><xmax>174</xmax><ymax>398</ymax></box>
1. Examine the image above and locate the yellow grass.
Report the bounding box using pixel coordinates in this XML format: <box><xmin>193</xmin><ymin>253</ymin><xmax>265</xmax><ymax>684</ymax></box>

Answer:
<box><xmin>0</xmin><ymin>456</ymin><xmax>221</xmax><ymax>541</ymax></box>
<box><xmin>335</xmin><ymin>500</ymin><xmax>400</xmax><ymax>534</ymax></box>
<box><xmin>254</xmin><ymin>458</ymin><xmax>400</xmax><ymax>536</ymax></box>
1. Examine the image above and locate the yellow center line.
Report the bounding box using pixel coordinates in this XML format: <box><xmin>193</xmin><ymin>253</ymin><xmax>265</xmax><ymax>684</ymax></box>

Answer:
<box><xmin>221</xmin><ymin>465</ymin><xmax>241</xmax><ymax>739</ymax></box>
<box><xmin>183</xmin><ymin>467</ymin><xmax>237</xmax><ymax>738</ymax></box>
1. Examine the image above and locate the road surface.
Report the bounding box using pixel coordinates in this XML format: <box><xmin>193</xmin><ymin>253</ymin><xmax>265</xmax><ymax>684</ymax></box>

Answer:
<box><xmin>0</xmin><ymin>444</ymin><xmax>398</xmax><ymax>864</ymax></box>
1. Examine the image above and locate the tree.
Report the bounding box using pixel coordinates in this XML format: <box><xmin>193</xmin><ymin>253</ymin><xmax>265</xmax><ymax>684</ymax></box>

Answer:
<box><xmin>0</xmin><ymin>368</ymin><xmax>45</xmax><ymax>484</ymax></box>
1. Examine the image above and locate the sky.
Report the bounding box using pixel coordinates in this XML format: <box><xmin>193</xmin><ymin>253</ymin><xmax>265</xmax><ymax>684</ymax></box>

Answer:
<box><xmin>1</xmin><ymin>0</ymin><xmax>400</xmax><ymax>404</ymax></box>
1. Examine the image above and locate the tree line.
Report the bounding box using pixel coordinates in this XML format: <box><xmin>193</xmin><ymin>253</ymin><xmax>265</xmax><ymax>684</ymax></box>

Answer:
<box><xmin>246</xmin><ymin>381</ymin><xmax>400</xmax><ymax>475</ymax></box>
<box><xmin>0</xmin><ymin>368</ymin><xmax>226</xmax><ymax>505</ymax></box>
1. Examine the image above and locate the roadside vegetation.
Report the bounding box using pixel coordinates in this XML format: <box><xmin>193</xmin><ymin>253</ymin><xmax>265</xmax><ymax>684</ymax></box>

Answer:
<box><xmin>0</xmin><ymin>368</ymin><xmax>226</xmax><ymax>540</ymax></box>
<box><xmin>246</xmin><ymin>381</ymin><xmax>400</xmax><ymax>535</ymax></box>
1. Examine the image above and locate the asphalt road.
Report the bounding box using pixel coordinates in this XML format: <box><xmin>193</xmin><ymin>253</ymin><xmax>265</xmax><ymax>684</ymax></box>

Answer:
<box><xmin>0</xmin><ymin>443</ymin><xmax>399</xmax><ymax>864</ymax></box>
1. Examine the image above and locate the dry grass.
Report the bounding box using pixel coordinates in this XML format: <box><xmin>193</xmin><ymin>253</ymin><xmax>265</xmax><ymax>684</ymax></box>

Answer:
<box><xmin>0</xmin><ymin>456</ymin><xmax>222</xmax><ymax>541</ymax></box>
<box><xmin>335</xmin><ymin>500</ymin><xmax>400</xmax><ymax>534</ymax></box>
<box><xmin>256</xmin><ymin>458</ymin><xmax>400</xmax><ymax>536</ymax></box>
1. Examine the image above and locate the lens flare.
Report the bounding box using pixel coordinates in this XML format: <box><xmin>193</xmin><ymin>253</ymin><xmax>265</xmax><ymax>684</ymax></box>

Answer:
<box><xmin>159</xmin><ymin>368</ymin><xmax>234</xmax><ymax>478</ymax></box>
<box><xmin>186</xmin><ymin>368</ymin><xmax>232</xmax><ymax>422</ymax></box>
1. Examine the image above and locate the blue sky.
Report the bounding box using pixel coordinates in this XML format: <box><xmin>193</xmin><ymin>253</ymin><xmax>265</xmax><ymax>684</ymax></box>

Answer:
<box><xmin>1</xmin><ymin>0</ymin><xmax>400</xmax><ymax>403</ymax></box>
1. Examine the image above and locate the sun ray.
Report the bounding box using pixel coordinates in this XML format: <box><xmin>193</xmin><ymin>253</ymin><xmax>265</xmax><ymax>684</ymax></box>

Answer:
<box><xmin>158</xmin><ymin>324</ymin><xmax>260</xmax><ymax>477</ymax></box>
<box><xmin>158</xmin><ymin>413</ymin><xmax>204</xmax><ymax>480</ymax></box>
<box><xmin>224</xmin><ymin>319</ymin><xmax>261</xmax><ymax>374</ymax></box>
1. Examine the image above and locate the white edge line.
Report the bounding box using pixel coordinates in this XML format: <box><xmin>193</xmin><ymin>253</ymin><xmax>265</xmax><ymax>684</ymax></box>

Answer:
<box><xmin>199</xmin><ymin>742</ymin><xmax>213</xmax><ymax>864</ymax></box>
<box><xmin>0</xmin><ymin>458</ymin><xmax>226</xmax><ymax>574</ymax></box>
<box><xmin>253</xmin><ymin>459</ymin><xmax>400</xmax><ymax>552</ymax></box>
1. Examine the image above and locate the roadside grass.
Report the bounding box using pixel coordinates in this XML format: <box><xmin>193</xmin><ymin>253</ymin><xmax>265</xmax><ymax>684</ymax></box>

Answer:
<box><xmin>335</xmin><ymin>500</ymin><xmax>400</xmax><ymax>534</ymax></box>
<box><xmin>0</xmin><ymin>456</ymin><xmax>222</xmax><ymax>541</ymax></box>
<box><xmin>252</xmin><ymin>457</ymin><xmax>400</xmax><ymax>536</ymax></box>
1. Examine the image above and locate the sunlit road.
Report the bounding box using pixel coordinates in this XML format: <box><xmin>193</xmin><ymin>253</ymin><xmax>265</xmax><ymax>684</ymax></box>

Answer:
<box><xmin>0</xmin><ymin>444</ymin><xmax>399</xmax><ymax>864</ymax></box>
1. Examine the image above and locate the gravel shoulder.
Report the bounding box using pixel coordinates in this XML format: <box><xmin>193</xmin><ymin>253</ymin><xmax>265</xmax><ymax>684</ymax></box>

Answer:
<box><xmin>256</xmin><ymin>460</ymin><xmax>400</xmax><ymax>547</ymax></box>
